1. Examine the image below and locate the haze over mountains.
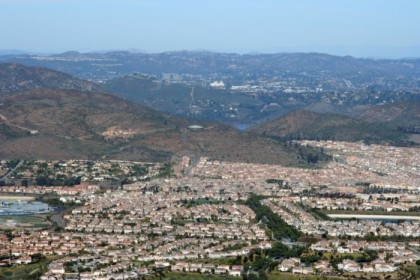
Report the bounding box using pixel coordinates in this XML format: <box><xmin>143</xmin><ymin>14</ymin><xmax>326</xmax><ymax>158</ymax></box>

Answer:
<box><xmin>2</xmin><ymin>51</ymin><xmax>420</xmax><ymax>82</ymax></box>
<box><xmin>0</xmin><ymin>51</ymin><xmax>419</xmax><ymax>163</ymax></box>
<box><xmin>2</xmin><ymin>51</ymin><xmax>418</xmax><ymax>125</ymax></box>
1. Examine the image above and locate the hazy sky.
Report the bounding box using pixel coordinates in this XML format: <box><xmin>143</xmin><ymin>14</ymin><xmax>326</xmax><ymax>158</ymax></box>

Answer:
<box><xmin>1</xmin><ymin>0</ymin><xmax>420</xmax><ymax>58</ymax></box>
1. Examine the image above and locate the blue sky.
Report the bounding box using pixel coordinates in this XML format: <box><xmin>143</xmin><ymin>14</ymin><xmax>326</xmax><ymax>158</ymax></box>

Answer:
<box><xmin>1</xmin><ymin>0</ymin><xmax>420</xmax><ymax>58</ymax></box>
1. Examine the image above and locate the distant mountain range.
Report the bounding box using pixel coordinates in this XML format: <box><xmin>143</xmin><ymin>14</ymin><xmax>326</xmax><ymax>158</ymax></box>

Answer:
<box><xmin>1</xmin><ymin>50</ymin><xmax>420</xmax><ymax>83</ymax></box>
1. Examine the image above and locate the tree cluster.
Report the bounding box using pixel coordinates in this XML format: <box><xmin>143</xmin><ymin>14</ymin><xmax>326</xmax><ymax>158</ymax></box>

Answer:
<box><xmin>245</xmin><ymin>194</ymin><xmax>301</xmax><ymax>241</ymax></box>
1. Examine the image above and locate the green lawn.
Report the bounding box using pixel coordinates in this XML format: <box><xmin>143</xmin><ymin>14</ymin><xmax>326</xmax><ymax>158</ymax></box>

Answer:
<box><xmin>0</xmin><ymin>256</ymin><xmax>56</xmax><ymax>280</ymax></box>
<box><xmin>155</xmin><ymin>272</ymin><xmax>240</xmax><ymax>280</ymax></box>
<box><xmin>0</xmin><ymin>215</ymin><xmax>51</xmax><ymax>229</ymax></box>
<box><xmin>269</xmin><ymin>271</ymin><xmax>346</xmax><ymax>280</ymax></box>
<box><xmin>403</xmin><ymin>263</ymin><xmax>420</xmax><ymax>279</ymax></box>
<box><xmin>342</xmin><ymin>271</ymin><xmax>404</xmax><ymax>280</ymax></box>
<box><xmin>189</xmin><ymin>258</ymin><xmax>237</xmax><ymax>266</ymax></box>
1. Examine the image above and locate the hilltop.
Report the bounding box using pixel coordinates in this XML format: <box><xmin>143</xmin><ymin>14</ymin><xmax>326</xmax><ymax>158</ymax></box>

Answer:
<box><xmin>356</xmin><ymin>100</ymin><xmax>420</xmax><ymax>137</ymax></box>
<box><xmin>0</xmin><ymin>89</ymin><xmax>177</xmax><ymax>161</ymax></box>
<box><xmin>0</xmin><ymin>63</ymin><xmax>99</xmax><ymax>94</ymax></box>
<box><xmin>357</xmin><ymin>100</ymin><xmax>420</xmax><ymax>126</ymax></box>
<box><xmin>248</xmin><ymin>105</ymin><xmax>416</xmax><ymax>146</ymax></box>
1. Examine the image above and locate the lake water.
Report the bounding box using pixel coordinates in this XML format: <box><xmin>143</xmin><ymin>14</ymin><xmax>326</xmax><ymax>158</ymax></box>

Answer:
<box><xmin>233</xmin><ymin>124</ymin><xmax>252</xmax><ymax>131</ymax></box>
<box><xmin>0</xmin><ymin>199</ymin><xmax>52</xmax><ymax>216</ymax></box>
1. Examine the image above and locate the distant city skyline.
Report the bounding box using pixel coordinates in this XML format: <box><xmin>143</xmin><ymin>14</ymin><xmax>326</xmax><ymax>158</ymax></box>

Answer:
<box><xmin>1</xmin><ymin>0</ymin><xmax>420</xmax><ymax>58</ymax></box>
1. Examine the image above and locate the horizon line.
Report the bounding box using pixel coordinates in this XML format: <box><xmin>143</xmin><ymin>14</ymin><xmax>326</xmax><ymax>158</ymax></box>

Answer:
<box><xmin>1</xmin><ymin>48</ymin><xmax>420</xmax><ymax>60</ymax></box>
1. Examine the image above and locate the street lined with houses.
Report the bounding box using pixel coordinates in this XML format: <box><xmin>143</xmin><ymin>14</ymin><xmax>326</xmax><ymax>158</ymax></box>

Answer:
<box><xmin>0</xmin><ymin>141</ymin><xmax>419</xmax><ymax>279</ymax></box>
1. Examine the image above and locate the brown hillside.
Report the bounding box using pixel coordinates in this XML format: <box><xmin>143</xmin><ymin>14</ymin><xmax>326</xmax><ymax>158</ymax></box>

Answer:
<box><xmin>357</xmin><ymin>100</ymin><xmax>420</xmax><ymax>125</ymax></box>
<box><xmin>248</xmin><ymin>108</ymin><xmax>410</xmax><ymax>145</ymax></box>
<box><xmin>0</xmin><ymin>89</ymin><xmax>306</xmax><ymax>165</ymax></box>
<box><xmin>249</xmin><ymin>110</ymin><xmax>321</xmax><ymax>138</ymax></box>
<box><xmin>0</xmin><ymin>63</ymin><xmax>99</xmax><ymax>94</ymax></box>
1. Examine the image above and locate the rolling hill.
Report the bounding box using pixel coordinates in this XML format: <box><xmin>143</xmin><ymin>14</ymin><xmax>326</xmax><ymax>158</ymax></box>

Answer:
<box><xmin>248</xmin><ymin>108</ymin><xmax>414</xmax><ymax>146</ymax></box>
<box><xmin>356</xmin><ymin>100</ymin><xmax>420</xmax><ymax>136</ymax></box>
<box><xmin>0</xmin><ymin>88</ymin><xmax>321</xmax><ymax>165</ymax></box>
<box><xmin>0</xmin><ymin>63</ymin><xmax>99</xmax><ymax>94</ymax></box>
<box><xmin>356</xmin><ymin>100</ymin><xmax>420</xmax><ymax>126</ymax></box>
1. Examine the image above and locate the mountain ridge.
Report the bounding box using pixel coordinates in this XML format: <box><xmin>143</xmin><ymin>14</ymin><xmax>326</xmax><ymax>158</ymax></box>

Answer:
<box><xmin>2</xmin><ymin>51</ymin><xmax>419</xmax><ymax>81</ymax></box>
<box><xmin>248</xmin><ymin>103</ymin><xmax>417</xmax><ymax>146</ymax></box>
<box><xmin>0</xmin><ymin>63</ymin><xmax>99</xmax><ymax>94</ymax></box>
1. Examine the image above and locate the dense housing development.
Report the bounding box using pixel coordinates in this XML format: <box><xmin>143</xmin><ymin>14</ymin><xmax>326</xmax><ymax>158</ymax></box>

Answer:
<box><xmin>0</xmin><ymin>141</ymin><xmax>419</xmax><ymax>279</ymax></box>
